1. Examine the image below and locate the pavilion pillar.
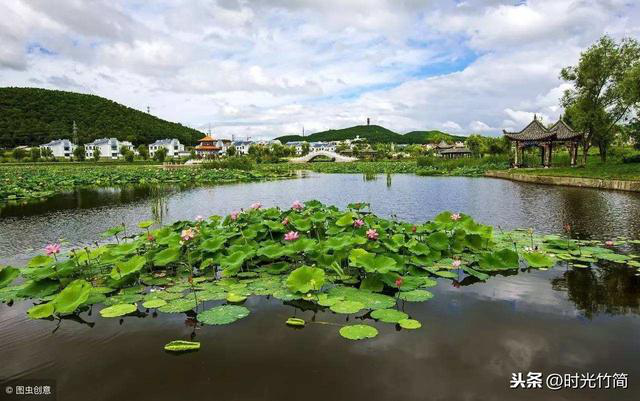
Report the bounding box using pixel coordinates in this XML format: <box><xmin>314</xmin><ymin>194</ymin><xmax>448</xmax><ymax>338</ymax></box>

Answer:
<box><xmin>540</xmin><ymin>145</ymin><xmax>545</xmax><ymax>167</ymax></box>
<box><xmin>513</xmin><ymin>142</ymin><xmax>519</xmax><ymax>167</ymax></box>
<box><xmin>570</xmin><ymin>142</ymin><xmax>578</xmax><ymax>166</ymax></box>
<box><xmin>546</xmin><ymin>143</ymin><xmax>553</xmax><ymax>167</ymax></box>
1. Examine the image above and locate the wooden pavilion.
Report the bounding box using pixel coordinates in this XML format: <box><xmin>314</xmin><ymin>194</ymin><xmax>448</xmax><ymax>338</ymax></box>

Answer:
<box><xmin>503</xmin><ymin>115</ymin><xmax>582</xmax><ymax>167</ymax></box>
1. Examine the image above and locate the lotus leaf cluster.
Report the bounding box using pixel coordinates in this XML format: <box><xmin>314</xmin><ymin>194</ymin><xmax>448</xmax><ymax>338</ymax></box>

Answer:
<box><xmin>0</xmin><ymin>200</ymin><xmax>638</xmax><ymax>344</ymax></box>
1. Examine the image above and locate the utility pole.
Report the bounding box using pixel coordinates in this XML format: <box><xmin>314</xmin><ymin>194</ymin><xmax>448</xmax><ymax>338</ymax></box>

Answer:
<box><xmin>367</xmin><ymin>117</ymin><xmax>370</xmax><ymax>126</ymax></box>
<box><xmin>302</xmin><ymin>126</ymin><xmax>305</xmax><ymax>137</ymax></box>
<box><xmin>147</xmin><ymin>106</ymin><xmax>151</xmax><ymax>114</ymax></box>
<box><xmin>72</xmin><ymin>120</ymin><xmax>78</xmax><ymax>144</ymax></box>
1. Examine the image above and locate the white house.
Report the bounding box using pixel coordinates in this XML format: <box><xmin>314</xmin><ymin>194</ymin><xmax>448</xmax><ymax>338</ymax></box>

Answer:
<box><xmin>149</xmin><ymin>139</ymin><xmax>185</xmax><ymax>158</ymax></box>
<box><xmin>285</xmin><ymin>141</ymin><xmax>306</xmax><ymax>155</ymax></box>
<box><xmin>310</xmin><ymin>142</ymin><xmax>336</xmax><ymax>153</ymax></box>
<box><xmin>231</xmin><ymin>140</ymin><xmax>252</xmax><ymax>155</ymax></box>
<box><xmin>40</xmin><ymin>139</ymin><xmax>76</xmax><ymax>158</ymax></box>
<box><xmin>85</xmin><ymin>138</ymin><xmax>123</xmax><ymax>159</ymax></box>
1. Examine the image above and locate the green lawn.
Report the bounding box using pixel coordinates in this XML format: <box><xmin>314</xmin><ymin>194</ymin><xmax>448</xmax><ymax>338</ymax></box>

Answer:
<box><xmin>514</xmin><ymin>162</ymin><xmax>640</xmax><ymax>181</ymax></box>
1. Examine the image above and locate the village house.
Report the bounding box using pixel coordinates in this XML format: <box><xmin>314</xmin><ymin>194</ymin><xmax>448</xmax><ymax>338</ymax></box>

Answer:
<box><xmin>85</xmin><ymin>138</ymin><xmax>124</xmax><ymax>159</ymax></box>
<box><xmin>148</xmin><ymin>139</ymin><xmax>185</xmax><ymax>158</ymax></box>
<box><xmin>40</xmin><ymin>139</ymin><xmax>76</xmax><ymax>158</ymax></box>
<box><xmin>195</xmin><ymin>135</ymin><xmax>231</xmax><ymax>158</ymax></box>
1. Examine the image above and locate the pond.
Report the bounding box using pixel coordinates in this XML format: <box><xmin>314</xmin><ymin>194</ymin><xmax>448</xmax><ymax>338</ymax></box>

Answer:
<box><xmin>2</xmin><ymin>173</ymin><xmax>640</xmax><ymax>400</ymax></box>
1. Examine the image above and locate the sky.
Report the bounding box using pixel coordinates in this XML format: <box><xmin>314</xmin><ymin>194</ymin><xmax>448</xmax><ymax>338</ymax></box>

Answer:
<box><xmin>1</xmin><ymin>0</ymin><xmax>639</xmax><ymax>140</ymax></box>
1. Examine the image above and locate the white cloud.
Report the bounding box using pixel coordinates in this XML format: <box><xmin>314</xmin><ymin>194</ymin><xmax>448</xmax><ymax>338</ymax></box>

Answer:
<box><xmin>0</xmin><ymin>0</ymin><xmax>639</xmax><ymax>139</ymax></box>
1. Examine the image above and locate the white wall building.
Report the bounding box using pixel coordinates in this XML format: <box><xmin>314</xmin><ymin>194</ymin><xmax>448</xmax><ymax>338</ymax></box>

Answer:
<box><xmin>40</xmin><ymin>139</ymin><xmax>76</xmax><ymax>158</ymax></box>
<box><xmin>149</xmin><ymin>139</ymin><xmax>185</xmax><ymax>158</ymax></box>
<box><xmin>285</xmin><ymin>141</ymin><xmax>306</xmax><ymax>155</ymax></box>
<box><xmin>310</xmin><ymin>142</ymin><xmax>336</xmax><ymax>152</ymax></box>
<box><xmin>231</xmin><ymin>141</ymin><xmax>252</xmax><ymax>155</ymax></box>
<box><xmin>85</xmin><ymin>138</ymin><xmax>123</xmax><ymax>159</ymax></box>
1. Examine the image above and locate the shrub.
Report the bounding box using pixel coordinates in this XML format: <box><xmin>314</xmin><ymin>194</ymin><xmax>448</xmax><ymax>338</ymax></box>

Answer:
<box><xmin>201</xmin><ymin>156</ymin><xmax>254</xmax><ymax>170</ymax></box>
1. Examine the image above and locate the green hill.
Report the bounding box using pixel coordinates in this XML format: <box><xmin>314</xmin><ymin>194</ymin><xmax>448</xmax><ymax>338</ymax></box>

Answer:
<box><xmin>0</xmin><ymin>87</ymin><xmax>204</xmax><ymax>147</ymax></box>
<box><xmin>403</xmin><ymin>130</ymin><xmax>466</xmax><ymax>144</ymax></box>
<box><xmin>277</xmin><ymin>125</ymin><xmax>465</xmax><ymax>144</ymax></box>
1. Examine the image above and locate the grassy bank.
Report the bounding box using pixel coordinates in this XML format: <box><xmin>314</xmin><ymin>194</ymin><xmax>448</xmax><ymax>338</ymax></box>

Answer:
<box><xmin>0</xmin><ymin>164</ymin><xmax>293</xmax><ymax>201</ymax></box>
<box><xmin>290</xmin><ymin>155</ymin><xmax>510</xmax><ymax>176</ymax></box>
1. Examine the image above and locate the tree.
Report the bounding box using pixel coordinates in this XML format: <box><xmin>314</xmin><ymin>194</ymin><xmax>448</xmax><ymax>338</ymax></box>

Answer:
<box><xmin>124</xmin><ymin>150</ymin><xmax>134</xmax><ymax>163</ymax></box>
<box><xmin>12</xmin><ymin>148</ymin><xmax>26</xmax><ymax>160</ymax></box>
<box><xmin>628</xmin><ymin>119</ymin><xmax>640</xmax><ymax>150</ymax></box>
<box><xmin>41</xmin><ymin>147</ymin><xmax>53</xmax><ymax>159</ymax></box>
<box><xmin>561</xmin><ymin>35</ymin><xmax>640</xmax><ymax>163</ymax></box>
<box><xmin>465</xmin><ymin>135</ymin><xmax>485</xmax><ymax>157</ymax></box>
<box><xmin>154</xmin><ymin>147</ymin><xmax>168</xmax><ymax>162</ymax></box>
<box><xmin>301</xmin><ymin>142</ymin><xmax>310</xmax><ymax>156</ymax></box>
<box><xmin>30</xmin><ymin>147</ymin><xmax>41</xmax><ymax>161</ymax></box>
<box><xmin>92</xmin><ymin>147</ymin><xmax>101</xmax><ymax>161</ymax></box>
<box><xmin>137</xmin><ymin>144</ymin><xmax>149</xmax><ymax>160</ymax></box>
<box><xmin>227</xmin><ymin>145</ymin><xmax>237</xmax><ymax>157</ymax></box>
<box><xmin>74</xmin><ymin>145</ymin><xmax>86</xmax><ymax>161</ymax></box>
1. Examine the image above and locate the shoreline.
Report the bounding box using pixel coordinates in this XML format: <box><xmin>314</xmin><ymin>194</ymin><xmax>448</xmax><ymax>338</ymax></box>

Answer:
<box><xmin>485</xmin><ymin>170</ymin><xmax>640</xmax><ymax>192</ymax></box>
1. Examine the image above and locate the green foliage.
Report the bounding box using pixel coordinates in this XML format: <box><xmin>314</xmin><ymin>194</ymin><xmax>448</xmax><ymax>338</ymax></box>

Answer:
<box><xmin>339</xmin><ymin>324</ymin><xmax>378</xmax><ymax>340</ymax></box>
<box><xmin>100</xmin><ymin>303</ymin><xmax>138</xmax><ymax>318</ymax></box>
<box><xmin>0</xmin><ymin>87</ymin><xmax>203</xmax><ymax>147</ymax></box>
<box><xmin>0</xmin><ymin>266</ymin><xmax>20</xmax><ymax>288</ymax></box>
<box><xmin>286</xmin><ymin>266</ymin><xmax>325</xmax><ymax>293</ymax></box>
<box><xmin>164</xmin><ymin>340</ymin><xmax>200</xmax><ymax>352</ymax></box>
<box><xmin>197</xmin><ymin>305</ymin><xmax>250</xmax><ymax>325</ymax></box>
<box><xmin>398</xmin><ymin>319</ymin><xmax>422</xmax><ymax>329</ymax></box>
<box><xmin>370</xmin><ymin>308</ymin><xmax>409</xmax><ymax>323</ymax></box>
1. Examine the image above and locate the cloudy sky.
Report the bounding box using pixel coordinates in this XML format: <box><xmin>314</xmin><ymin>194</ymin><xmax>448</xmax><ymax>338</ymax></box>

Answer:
<box><xmin>1</xmin><ymin>0</ymin><xmax>639</xmax><ymax>139</ymax></box>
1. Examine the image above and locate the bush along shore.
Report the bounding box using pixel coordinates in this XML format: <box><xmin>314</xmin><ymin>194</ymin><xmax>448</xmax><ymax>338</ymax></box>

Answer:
<box><xmin>1</xmin><ymin>201</ymin><xmax>638</xmax><ymax>349</ymax></box>
<box><xmin>0</xmin><ymin>164</ymin><xmax>294</xmax><ymax>201</ymax></box>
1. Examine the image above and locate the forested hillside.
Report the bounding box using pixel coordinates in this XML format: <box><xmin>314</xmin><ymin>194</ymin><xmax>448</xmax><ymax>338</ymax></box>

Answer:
<box><xmin>277</xmin><ymin>125</ymin><xmax>464</xmax><ymax>144</ymax></box>
<box><xmin>0</xmin><ymin>87</ymin><xmax>203</xmax><ymax>147</ymax></box>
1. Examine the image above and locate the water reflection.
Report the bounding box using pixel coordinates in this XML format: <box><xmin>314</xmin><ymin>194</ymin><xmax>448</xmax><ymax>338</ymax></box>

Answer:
<box><xmin>551</xmin><ymin>265</ymin><xmax>640</xmax><ymax>318</ymax></box>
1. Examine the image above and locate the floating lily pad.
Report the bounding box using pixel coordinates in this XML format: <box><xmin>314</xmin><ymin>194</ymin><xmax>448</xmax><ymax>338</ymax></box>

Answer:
<box><xmin>286</xmin><ymin>317</ymin><xmax>305</xmax><ymax>326</ymax></box>
<box><xmin>158</xmin><ymin>298</ymin><xmax>198</xmax><ymax>313</ymax></box>
<box><xmin>370</xmin><ymin>308</ymin><xmax>408</xmax><ymax>323</ymax></box>
<box><xmin>164</xmin><ymin>340</ymin><xmax>200</xmax><ymax>352</ymax></box>
<box><xmin>197</xmin><ymin>305</ymin><xmax>250</xmax><ymax>325</ymax></box>
<box><xmin>27</xmin><ymin>303</ymin><xmax>54</xmax><ymax>319</ymax></box>
<box><xmin>398</xmin><ymin>319</ymin><xmax>422</xmax><ymax>329</ymax></box>
<box><xmin>398</xmin><ymin>289</ymin><xmax>433</xmax><ymax>302</ymax></box>
<box><xmin>100</xmin><ymin>303</ymin><xmax>137</xmax><ymax>318</ymax></box>
<box><xmin>330</xmin><ymin>300</ymin><xmax>365</xmax><ymax>314</ymax></box>
<box><xmin>142</xmin><ymin>299</ymin><xmax>167</xmax><ymax>308</ymax></box>
<box><xmin>339</xmin><ymin>324</ymin><xmax>378</xmax><ymax>340</ymax></box>
<box><xmin>226</xmin><ymin>293</ymin><xmax>247</xmax><ymax>302</ymax></box>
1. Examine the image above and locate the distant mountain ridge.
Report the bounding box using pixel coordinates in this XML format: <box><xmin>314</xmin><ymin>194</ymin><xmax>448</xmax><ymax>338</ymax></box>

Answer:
<box><xmin>0</xmin><ymin>87</ymin><xmax>204</xmax><ymax>147</ymax></box>
<box><xmin>276</xmin><ymin>125</ymin><xmax>465</xmax><ymax>144</ymax></box>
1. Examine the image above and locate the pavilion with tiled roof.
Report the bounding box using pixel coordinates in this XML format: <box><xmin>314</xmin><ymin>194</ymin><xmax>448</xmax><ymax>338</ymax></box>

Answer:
<box><xmin>194</xmin><ymin>135</ymin><xmax>222</xmax><ymax>158</ymax></box>
<box><xmin>503</xmin><ymin>115</ymin><xmax>582</xmax><ymax>167</ymax></box>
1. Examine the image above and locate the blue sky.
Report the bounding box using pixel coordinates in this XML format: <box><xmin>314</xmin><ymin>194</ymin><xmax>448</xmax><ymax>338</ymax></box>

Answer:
<box><xmin>1</xmin><ymin>0</ymin><xmax>639</xmax><ymax>139</ymax></box>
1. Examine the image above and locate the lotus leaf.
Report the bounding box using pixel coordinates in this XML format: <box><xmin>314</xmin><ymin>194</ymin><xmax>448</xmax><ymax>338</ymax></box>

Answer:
<box><xmin>164</xmin><ymin>340</ymin><xmax>200</xmax><ymax>352</ymax></box>
<box><xmin>286</xmin><ymin>317</ymin><xmax>305</xmax><ymax>326</ymax></box>
<box><xmin>286</xmin><ymin>266</ymin><xmax>325</xmax><ymax>293</ymax></box>
<box><xmin>142</xmin><ymin>299</ymin><xmax>167</xmax><ymax>308</ymax></box>
<box><xmin>330</xmin><ymin>300</ymin><xmax>365</xmax><ymax>314</ymax></box>
<box><xmin>100</xmin><ymin>303</ymin><xmax>138</xmax><ymax>318</ymax></box>
<box><xmin>339</xmin><ymin>324</ymin><xmax>378</xmax><ymax>340</ymax></box>
<box><xmin>158</xmin><ymin>298</ymin><xmax>198</xmax><ymax>313</ymax></box>
<box><xmin>0</xmin><ymin>267</ymin><xmax>20</xmax><ymax>288</ymax></box>
<box><xmin>110</xmin><ymin>255</ymin><xmax>146</xmax><ymax>280</ymax></box>
<box><xmin>197</xmin><ymin>305</ymin><xmax>250</xmax><ymax>325</ymax></box>
<box><xmin>53</xmin><ymin>279</ymin><xmax>92</xmax><ymax>315</ymax></box>
<box><xmin>522</xmin><ymin>252</ymin><xmax>555</xmax><ymax>268</ymax></box>
<box><xmin>398</xmin><ymin>289</ymin><xmax>433</xmax><ymax>302</ymax></box>
<box><xmin>370</xmin><ymin>308</ymin><xmax>408</xmax><ymax>323</ymax></box>
<box><xmin>399</xmin><ymin>319</ymin><xmax>421</xmax><ymax>329</ymax></box>
<box><xmin>27</xmin><ymin>302</ymin><xmax>54</xmax><ymax>319</ymax></box>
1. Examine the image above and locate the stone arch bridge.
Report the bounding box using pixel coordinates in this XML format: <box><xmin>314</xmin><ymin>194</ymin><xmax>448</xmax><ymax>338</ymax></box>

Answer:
<box><xmin>289</xmin><ymin>150</ymin><xmax>358</xmax><ymax>163</ymax></box>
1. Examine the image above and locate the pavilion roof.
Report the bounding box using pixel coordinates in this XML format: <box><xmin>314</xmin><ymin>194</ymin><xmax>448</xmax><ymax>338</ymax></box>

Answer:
<box><xmin>503</xmin><ymin>117</ymin><xmax>582</xmax><ymax>141</ymax></box>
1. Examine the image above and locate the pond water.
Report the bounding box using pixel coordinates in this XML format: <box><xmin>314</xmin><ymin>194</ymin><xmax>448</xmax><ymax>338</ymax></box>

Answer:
<box><xmin>2</xmin><ymin>173</ymin><xmax>640</xmax><ymax>400</ymax></box>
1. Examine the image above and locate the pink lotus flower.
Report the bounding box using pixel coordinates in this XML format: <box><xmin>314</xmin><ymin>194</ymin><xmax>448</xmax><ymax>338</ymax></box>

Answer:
<box><xmin>181</xmin><ymin>228</ymin><xmax>197</xmax><ymax>242</ymax></box>
<box><xmin>195</xmin><ymin>215</ymin><xmax>204</xmax><ymax>222</ymax></box>
<box><xmin>353</xmin><ymin>219</ymin><xmax>364</xmax><ymax>228</ymax></box>
<box><xmin>291</xmin><ymin>200</ymin><xmax>303</xmax><ymax>210</ymax></box>
<box><xmin>452</xmin><ymin>260</ymin><xmax>462</xmax><ymax>268</ymax></box>
<box><xmin>366</xmin><ymin>228</ymin><xmax>378</xmax><ymax>240</ymax></box>
<box><xmin>230</xmin><ymin>211</ymin><xmax>239</xmax><ymax>221</ymax></box>
<box><xmin>395</xmin><ymin>277</ymin><xmax>404</xmax><ymax>287</ymax></box>
<box><xmin>605</xmin><ymin>240</ymin><xmax>614</xmax><ymax>247</ymax></box>
<box><xmin>284</xmin><ymin>231</ymin><xmax>300</xmax><ymax>241</ymax></box>
<box><xmin>45</xmin><ymin>243</ymin><xmax>61</xmax><ymax>256</ymax></box>
<box><xmin>412</xmin><ymin>225</ymin><xmax>417</xmax><ymax>233</ymax></box>
<box><xmin>147</xmin><ymin>234</ymin><xmax>155</xmax><ymax>242</ymax></box>
<box><xmin>451</xmin><ymin>213</ymin><xmax>461</xmax><ymax>221</ymax></box>
<box><xmin>282</xmin><ymin>217</ymin><xmax>289</xmax><ymax>225</ymax></box>
<box><xmin>250</xmin><ymin>202</ymin><xmax>262</xmax><ymax>210</ymax></box>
